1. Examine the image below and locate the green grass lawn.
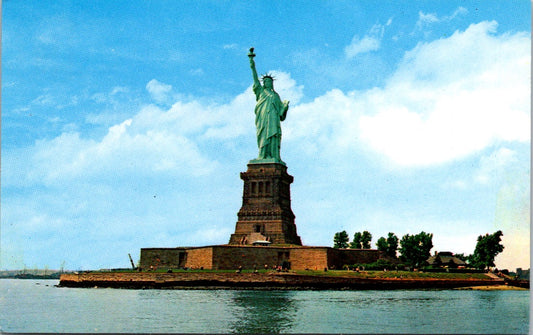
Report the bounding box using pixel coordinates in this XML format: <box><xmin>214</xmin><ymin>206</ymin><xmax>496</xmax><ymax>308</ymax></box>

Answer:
<box><xmin>293</xmin><ymin>270</ymin><xmax>489</xmax><ymax>279</ymax></box>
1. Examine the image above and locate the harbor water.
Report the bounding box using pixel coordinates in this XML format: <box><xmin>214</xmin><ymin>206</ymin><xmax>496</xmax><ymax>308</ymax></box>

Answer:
<box><xmin>0</xmin><ymin>279</ymin><xmax>529</xmax><ymax>333</ymax></box>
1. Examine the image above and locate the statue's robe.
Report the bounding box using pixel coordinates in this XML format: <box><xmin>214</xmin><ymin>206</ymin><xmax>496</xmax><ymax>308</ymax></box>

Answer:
<box><xmin>252</xmin><ymin>81</ymin><xmax>287</xmax><ymax>160</ymax></box>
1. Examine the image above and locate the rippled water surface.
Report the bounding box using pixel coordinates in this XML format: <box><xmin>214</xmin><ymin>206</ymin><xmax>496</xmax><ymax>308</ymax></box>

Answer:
<box><xmin>0</xmin><ymin>279</ymin><xmax>529</xmax><ymax>333</ymax></box>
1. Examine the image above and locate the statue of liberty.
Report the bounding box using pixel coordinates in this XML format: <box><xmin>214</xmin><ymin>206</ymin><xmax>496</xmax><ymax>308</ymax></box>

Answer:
<box><xmin>248</xmin><ymin>48</ymin><xmax>289</xmax><ymax>164</ymax></box>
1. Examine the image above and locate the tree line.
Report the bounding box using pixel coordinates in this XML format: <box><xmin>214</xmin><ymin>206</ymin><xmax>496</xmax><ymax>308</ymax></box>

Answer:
<box><xmin>333</xmin><ymin>230</ymin><xmax>504</xmax><ymax>270</ymax></box>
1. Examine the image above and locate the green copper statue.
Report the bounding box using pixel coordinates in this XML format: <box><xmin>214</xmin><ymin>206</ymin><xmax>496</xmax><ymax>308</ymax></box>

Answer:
<box><xmin>248</xmin><ymin>48</ymin><xmax>289</xmax><ymax>164</ymax></box>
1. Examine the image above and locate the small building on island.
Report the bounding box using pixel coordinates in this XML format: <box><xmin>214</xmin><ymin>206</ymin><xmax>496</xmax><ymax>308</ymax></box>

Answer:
<box><xmin>426</xmin><ymin>251</ymin><xmax>466</xmax><ymax>269</ymax></box>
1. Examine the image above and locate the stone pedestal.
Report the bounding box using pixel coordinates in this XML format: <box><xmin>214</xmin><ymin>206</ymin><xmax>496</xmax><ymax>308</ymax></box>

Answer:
<box><xmin>229</xmin><ymin>162</ymin><xmax>302</xmax><ymax>245</ymax></box>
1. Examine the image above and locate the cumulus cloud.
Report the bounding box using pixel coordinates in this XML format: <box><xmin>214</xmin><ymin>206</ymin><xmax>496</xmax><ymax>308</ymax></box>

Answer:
<box><xmin>8</xmin><ymin>20</ymin><xmax>528</xmax><ymax>190</ymax></box>
<box><xmin>146</xmin><ymin>79</ymin><xmax>173</xmax><ymax>104</ymax></box>
<box><xmin>269</xmin><ymin>71</ymin><xmax>304</xmax><ymax>105</ymax></box>
<box><xmin>285</xmin><ymin>88</ymin><xmax>361</xmax><ymax>157</ymax></box>
<box><xmin>4</xmin><ymin>71</ymin><xmax>307</xmax><ymax>188</ymax></box>
<box><xmin>345</xmin><ymin>23</ymin><xmax>386</xmax><ymax>59</ymax></box>
<box><xmin>358</xmin><ymin>21</ymin><xmax>530</xmax><ymax>167</ymax></box>
<box><xmin>7</xmin><ymin>120</ymin><xmax>217</xmax><ymax>187</ymax></box>
<box><xmin>288</xmin><ymin>21</ymin><xmax>530</xmax><ymax>168</ymax></box>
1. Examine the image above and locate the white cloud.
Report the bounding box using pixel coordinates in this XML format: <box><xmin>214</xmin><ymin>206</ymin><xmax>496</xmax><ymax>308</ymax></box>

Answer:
<box><xmin>287</xmin><ymin>21</ymin><xmax>530</xmax><ymax>168</ymax></box>
<box><xmin>285</xmin><ymin>88</ymin><xmax>361</xmax><ymax>157</ymax></box>
<box><xmin>358</xmin><ymin>21</ymin><xmax>530</xmax><ymax>167</ymax></box>
<box><xmin>417</xmin><ymin>12</ymin><xmax>439</xmax><ymax>27</ymax></box>
<box><xmin>270</xmin><ymin>71</ymin><xmax>304</xmax><ymax>105</ymax></box>
<box><xmin>110</xmin><ymin>86</ymin><xmax>129</xmax><ymax>95</ymax></box>
<box><xmin>146</xmin><ymin>79</ymin><xmax>173</xmax><ymax>104</ymax></box>
<box><xmin>5</xmin><ymin>71</ymin><xmax>307</xmax><ymax>188</ymax></box>
<box><xmin>345</xmin><ymin>23</ymin><xmax>385</xmax><ymax>59</ymax></box>
<box><xmin>223</xmin><ymin>43</ymin><xmax>238</xmax><ymax>50</ymax></box>
<box><xmin>31</xmin><ymin>94</ymin><xmax>55</xmax><ymax>106</ymax></box>
<box><xmin>345</xmin><ymin>36</ymin><xmax>380</xmax><ymax>58</ymax></box>
<box><xmin>5</xmin><ymin>118</ymin><xmax>217</xmax><ymax>188</ymax></box>
<box><xmin>448</xmin><ymin>7</ymin><xmax>468</xmax><ymax>20</ymax></box>
<box><xmin>416</xmin><ymin>6</ymin><xmax>468</xmax><ymax>29</ymax></box>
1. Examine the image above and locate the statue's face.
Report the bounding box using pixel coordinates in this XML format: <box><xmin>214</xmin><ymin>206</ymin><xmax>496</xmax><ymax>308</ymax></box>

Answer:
<box><xmin>263</xmin><ymin>78</ymin><xmax>273</xmax><ymax>89</ymax></box>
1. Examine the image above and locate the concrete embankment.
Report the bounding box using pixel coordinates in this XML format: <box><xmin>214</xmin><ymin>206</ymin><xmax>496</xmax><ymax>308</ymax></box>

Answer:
<box><xmin>59</xmin><ymin>272</ymin><xmax>505</xmax><ymax>290</ymax></box>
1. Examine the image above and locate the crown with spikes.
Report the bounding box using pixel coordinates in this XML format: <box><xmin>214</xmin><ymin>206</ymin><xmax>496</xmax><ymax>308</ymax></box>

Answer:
<box><xmin>261</xmin><ymin>73</ymin><xmax>275</xmax><ymax>81</ymax></box>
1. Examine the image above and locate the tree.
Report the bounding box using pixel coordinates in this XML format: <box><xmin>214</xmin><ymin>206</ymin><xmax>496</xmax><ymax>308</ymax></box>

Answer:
<box><xmin>376</xmin><ymin>237</ymin><xmax>387</xmax><ymax>252</ymax></box>
<box><xmin>350</xmin><ymin>231</ymin><xmax>372</xmax><ymax>249</ymax></box>
<box><xmin>361</xmin><ymin>231</ymin><xmax>372</xmax><ymax>249</ymax></box>
<box><xmin>469</xmin><ymin>230</ymin><xmax>504</xmax><ymax>270</ymax></box>
<box><xmin>350</xmin><ymin>232</ymin><xmax>362</xmax><ymax>249</ymax></box>
<box><xmin>399</xmin><ymin>232</ymin><xmax>433</xmax><ymax>269</ymax></box>
<box><xmin>333</xmin><ymin>231</ymin><xmax>349</xmax><ymax>249</ymax></box>
<box><xmin>376</xmin><ymin>232</ymin><xmax>399</xmax><ymax>258</ymax></box>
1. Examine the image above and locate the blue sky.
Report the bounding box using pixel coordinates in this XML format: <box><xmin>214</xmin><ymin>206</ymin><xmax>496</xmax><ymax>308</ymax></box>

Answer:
<box><xmin>2</xmin><ymin>1</ymin><xmax>530</xmax><ymax>271</ymax></box>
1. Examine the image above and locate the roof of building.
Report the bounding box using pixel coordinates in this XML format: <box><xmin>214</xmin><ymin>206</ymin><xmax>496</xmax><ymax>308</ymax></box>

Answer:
<box><xmin>427</xmin><ymin>252</ymin><xmax>466</xmax><ymax>266</ymax></box>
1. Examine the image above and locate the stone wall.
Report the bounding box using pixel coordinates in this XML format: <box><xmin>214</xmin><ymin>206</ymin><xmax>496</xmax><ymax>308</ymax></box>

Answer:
<box><xmin>212</xmin><ymin>246</ymin><xmax>281</xmax><ymax>270</ymax></box>
<box><xmin>328</xmin><ymin>249</ymin><xmax>385</xmax><ymax>269</ymax></box>
<box><xmin>189</xmin><ymin>245</ymin><xmax>331</xmax><ymax>271</ymax></box>
<box><xmin>185</xmin><ymin>247</ymin><xmax>213</xmax><ymax>269</ymax></box>
<box><xmin>290</xmin><ymin>247</ymin><xmax>329</xmax><ymax>270</ymax></box>
<box><xmin>140</xmin><ymin>245</ymin><xmax>386</xmax><ymax>271</ymax></box>
<box><xmin>139</xmin><ymin>248</ymin><xmax>188</xmax><ymax>270</ymax></box>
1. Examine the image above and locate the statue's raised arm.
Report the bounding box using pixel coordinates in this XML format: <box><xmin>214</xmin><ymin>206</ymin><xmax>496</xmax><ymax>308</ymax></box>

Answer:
<box><xmin>248</xmin><ymin>48</ymin><xmax>260</xmax><ymax>88</ymax></box>
<box><xmin>247</xmin><ymin>47</ymin><xmax>288</xmax><ymax>165</ymax></box>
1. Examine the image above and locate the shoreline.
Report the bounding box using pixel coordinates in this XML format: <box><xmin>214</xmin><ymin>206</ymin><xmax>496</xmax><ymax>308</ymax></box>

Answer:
<box><xmin>454</xmin><ymin>284</ymin><xmax>527</xmax><ymax>291</ymax></box>
<box><xmin>58</xmin><ymin>271</ymin><xmax>526</xmax><ymax>290</ymax></box>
